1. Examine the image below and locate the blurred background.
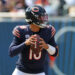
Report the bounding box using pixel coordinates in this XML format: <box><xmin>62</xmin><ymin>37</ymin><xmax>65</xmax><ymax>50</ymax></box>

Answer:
<box><xmin>0</xmin><ymin>0</ymin><xmax>75</xmax><ymax>75</ymax></box>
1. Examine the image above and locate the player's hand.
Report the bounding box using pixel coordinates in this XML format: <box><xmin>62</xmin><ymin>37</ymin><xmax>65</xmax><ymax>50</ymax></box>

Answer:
<box><xmin>25</xmin><ymin>35</ymin><xmax>36</xmax><ymax>45</ymax></box>
<box><xmin>39</xmin><ymin>38</ymin><xmax>49</xmax><ymax>50</ymax></box>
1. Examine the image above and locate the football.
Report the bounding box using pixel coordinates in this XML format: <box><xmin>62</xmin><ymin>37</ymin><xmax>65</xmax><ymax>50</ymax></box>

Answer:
<box><xmin>30</xmin><ymin>34</ymin><xmax>42</xmax><ymax>56</ymax></box>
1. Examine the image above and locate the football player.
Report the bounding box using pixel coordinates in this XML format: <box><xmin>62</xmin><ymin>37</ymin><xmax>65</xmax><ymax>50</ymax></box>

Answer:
<box><xmin>9</xmin><ymin>5</ymin><xmax>58</xmax><ymax>75</ymax></box>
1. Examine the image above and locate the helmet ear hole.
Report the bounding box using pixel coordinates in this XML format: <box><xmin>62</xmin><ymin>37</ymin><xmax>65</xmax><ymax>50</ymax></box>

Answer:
<box><xmin>25</xmin><ymin>5</ymin><xmax>48</xmax><ymax>27</ymax></box>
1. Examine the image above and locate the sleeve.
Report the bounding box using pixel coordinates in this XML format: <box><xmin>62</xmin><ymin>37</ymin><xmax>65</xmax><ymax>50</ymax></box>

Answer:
<box><xmin>48</xmin><ymin>26</ymin><xmax>59</xmax><ymax>61</ymax></box>
<box><xmin>9</xmin><ymin>26</ymin><xmax>27</xmax><ymax>57</ymax></box>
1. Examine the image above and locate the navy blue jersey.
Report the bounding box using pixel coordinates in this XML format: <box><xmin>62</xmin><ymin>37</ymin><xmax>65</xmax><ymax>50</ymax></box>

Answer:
<box><xmin>9</xmin><ymin>25</ymin><xmax>58</xmax><ymax>73</ymax></box>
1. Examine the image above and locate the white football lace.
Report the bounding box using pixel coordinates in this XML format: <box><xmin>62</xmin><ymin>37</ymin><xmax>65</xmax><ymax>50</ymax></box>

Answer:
<box><xmin>34</xmin><ymin>41</ymin><xmax>37</xmax><ymax>48</ymax></box>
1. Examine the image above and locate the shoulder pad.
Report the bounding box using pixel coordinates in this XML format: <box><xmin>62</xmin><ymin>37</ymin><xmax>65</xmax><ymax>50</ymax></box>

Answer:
<box><xmin>51</xmin><ymin>26</ymin><xmax>56</xmax><ymax>37</ymax></box>
<box><xmin>45</xmin><ymin>25</ymin><xmax>56</xmax><ymax>37</ymax></box>
<box><xmin>12</xmin><ymin>25</ymin><xmax>27</xmax><ymax>38</ymax></box>
<box><xmin>12</xmin><ymin>26</ymin><xmax>20</xmax><ymax>38</ymax></box>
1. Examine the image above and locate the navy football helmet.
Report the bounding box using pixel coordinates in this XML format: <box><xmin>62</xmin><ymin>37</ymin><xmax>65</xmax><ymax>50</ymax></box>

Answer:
<box><xmin>25</xmin><ymin>5</ymin><xmax>48</xmax><ymax>28</ymax></box>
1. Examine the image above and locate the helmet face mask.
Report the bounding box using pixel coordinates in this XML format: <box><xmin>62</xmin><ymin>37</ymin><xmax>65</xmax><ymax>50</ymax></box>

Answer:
<box><xmin>25</xmin><ymin>5</ymin><xmax>48</xmax><ymax>28</ymax></box>
<box><xmin>38</xmin><ymin>14</ymin><xmax>48</xmax><ymax>23</ymax></box>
